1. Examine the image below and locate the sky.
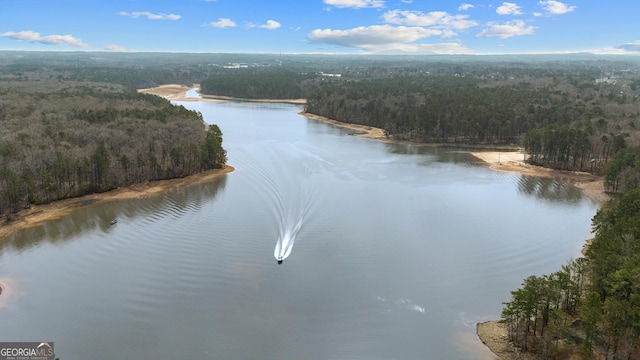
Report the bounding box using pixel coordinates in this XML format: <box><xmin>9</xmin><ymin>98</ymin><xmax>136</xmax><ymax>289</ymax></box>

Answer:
<box><xmin>1</xmin><ymin>0</ymin><xmax>639</xmax><ymax>55</ymax></box>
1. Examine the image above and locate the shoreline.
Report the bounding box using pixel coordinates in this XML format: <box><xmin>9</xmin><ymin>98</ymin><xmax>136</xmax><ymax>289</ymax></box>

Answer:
<box><xmin>0</xmin><ymin>166</ymin><xmax>233</xmax><ymax>242</ymax></box>
<box><xmin>302</xmin><ymin>110</ymin><xmax>608</xmax><ymax>203</ymax></box>
<box><xmin>139</xmin><ymin>84</ymin><xmax>609</xmax><ymax>195</ymax></box>
<box><xmin>300</xmin><ymin>112</ymin><xmax>389</xmax><ymax>142</ymax></box>
<box><xmin>139</xmin><ymin>84</ymin><xmax>608</xmax><ymax>359</ymax></box>
<box><xmin>469</xmin><ymin>151</ymin><xmax>608</xmax><ymax>203</ymax></box>
<box><xmin>477</xmin><ymin>321</ymin><xmax>537</xmax><ymax>360</ymax></box>
<box><xmin>138</xmin><ymin>84</ymin><xmax>306</xmax><ymax>104</ymax></box>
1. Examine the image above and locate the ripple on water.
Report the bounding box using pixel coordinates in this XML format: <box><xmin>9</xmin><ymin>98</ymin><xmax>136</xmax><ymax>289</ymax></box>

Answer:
<box><xmin>0</xmin><ymin>101</ymin><xmax>605</xmax><ymax>360</ymax></box>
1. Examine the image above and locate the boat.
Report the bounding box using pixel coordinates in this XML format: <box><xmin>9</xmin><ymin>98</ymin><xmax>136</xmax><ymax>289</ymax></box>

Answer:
<box><xmin>110</xmin><ymin>219</ymin><xmax>118</xmax><ymax>225</ymax></box>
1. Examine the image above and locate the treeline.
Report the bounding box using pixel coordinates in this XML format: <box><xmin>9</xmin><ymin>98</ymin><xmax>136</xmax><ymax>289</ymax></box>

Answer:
<box><xmin>501</xmin><ymin>259</ymin><xmax>587</xmax><ymax>358</ymax></box>
<box><xmin>306</xmin><ymin>74</ymin><xmax>638</xmax><ymax>150</ymax></box>
<box><xmin>0</xmin><ymin>51</ymin><xmax>250</xmax><ymax>89</ymax></box>
<box><xmin>523</xmin><ymin>126</ymin><xmax>628</xmax><ymax>175</ymax></box>
<box><xmin>308</xmin><ymin>76</ymin><xmax>545</xmax><ymax>144</ymax></box>
<box><xmin>0</xmin><ymin>75</ymin><xmax>226</xmax><ymax>217</ymax></box>
<box><xmin>200</xmin><ymin>69</ymin><xmax>323</xmax><ymax>99</ymax></box>
<box><xmin>604</xmin><ymin>146</ymin><xmax>640</xmax><ymax>193</ymax></box>
<box><xmin>4</xmin><ymin>52</ymin><xmax>637</xmax><ymax>186</ymax></box>
<box><xmin>196</xmin><ymin>58</ymin><xmax>640</xmax><ymax>176</ymax></box>
<box><xmin>501</xmin><ymin>189</ymin><xmax>640</xmax><ymax>359</ymax></box>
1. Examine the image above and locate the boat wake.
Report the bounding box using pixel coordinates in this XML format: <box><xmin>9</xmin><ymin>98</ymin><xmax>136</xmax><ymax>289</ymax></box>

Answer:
<box><xmin>375</xmin><ymin>296</ymin><xmax>428</xmax><ymax>315</ymax></box>
<box><xmin>244</xmin><ymin>143</ymin><xmax>320</xmax><ymax>264</ymax></box>
<box><xmin>272</xmin><ymin>170</ymin><xmax>315</xmax><ymax>264</ymax></box>
<box><xmin>274</xmin><ymin>217</ymin><xmax>302</xmax><ymax>264</ymax></box>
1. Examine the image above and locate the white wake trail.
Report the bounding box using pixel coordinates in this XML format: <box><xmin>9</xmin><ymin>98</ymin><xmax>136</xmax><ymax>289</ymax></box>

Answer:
<box><xmin>272</xmin><ymin>144</ymin><xmax>320</xmax><ymax>264</ymax></box>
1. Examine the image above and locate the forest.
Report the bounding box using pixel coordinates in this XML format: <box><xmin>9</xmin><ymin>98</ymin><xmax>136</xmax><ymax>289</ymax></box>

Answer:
<box><xmin>0</xmin><ymin>59</ymin><xmax>226</xmax><ymax>217</ymax></box>
<box><xmin>196</xmin><ymin>54</ymin><xmax>640</xmax><ymax>176</ymax></box>
<box><xmin>2</xmin><ymin>51</ymin><xmax>639</xmax><ymax>207</ymax></box>
<box><xmin>306</xmin><ymin>71</ymin><xmax>640</xmax><ymax>175</ymax></box>
<box><xmin>200</xmin><ymin>69</ymin><xmax>321</xmax><ymax>100</ymax></box>
<box><xmin>200</xmin><ymin>53</ymin><xmax>640</xmax><ymax>359</ymax></box>
<box><xmin>3</xmin><ymin>52</ymin><xmax>640</xmax><ymax>359</ymax></box>
<box><xmin>501</xmin><ymin>188</ymin><xmax>640</xmax><ymax>359</ymax></box>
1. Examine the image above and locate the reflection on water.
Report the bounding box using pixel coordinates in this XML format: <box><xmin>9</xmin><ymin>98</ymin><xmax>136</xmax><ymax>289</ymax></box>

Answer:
<box><xmin>0</xmin><ymin>176</ymin><xmax>227</xmax><ymax>256</ymax></box>
<box><xmin>517</xmin><ymin>176</ymin><xmax>586</xmax><ymax>203</ymax></box>
<box><xmin>385</xmin><ymin>143</ymin><xmax>593</xmax><ymax>204</ymax></box>
<box><xmin>0</xmin><ymin>101</ymin><xmax>601</xmax><ymax>360</ymax></box>
<box><xmin>385</xmin><ymin>143</ymin><xmax>497</xmax><ymax>166</ymax></box>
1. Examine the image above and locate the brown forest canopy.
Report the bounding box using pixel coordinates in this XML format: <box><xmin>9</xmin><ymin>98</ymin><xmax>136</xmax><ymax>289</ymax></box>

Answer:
<box><xmin>0</xmin><ymin>65</ymin><xmax>226</xmax><ymax>215</ymax></box>
<box><xmin>197</xmin><ymin>53</ymin><xmax>640</xmax><ymax>176</ymax></box>
<box><xmin>2</xmin><ymin>50</ymin><xmax>640</xmax><ymax>215</ymax></box>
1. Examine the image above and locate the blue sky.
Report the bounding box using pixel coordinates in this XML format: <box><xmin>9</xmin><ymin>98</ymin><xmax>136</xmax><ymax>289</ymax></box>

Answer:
<box><xmin>1</xmin><ymin>0</ymin><xmax>639</xmax><ymax>55</ymax></box>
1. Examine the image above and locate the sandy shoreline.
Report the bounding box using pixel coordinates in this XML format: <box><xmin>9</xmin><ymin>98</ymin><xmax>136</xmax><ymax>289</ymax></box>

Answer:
<box><xmin>301</xmin><ymin>112</ymin><xmax>389</xmax><ymax>141</ymax></box>
<box><xmin>0</xmin><ymin>166</ymin><xmax>233</xmax><ymax>241</ymax></box>
<box><xmin>139</xmin><ymin>84</ymin><xmax>388</xmax><ymax>141</ymax></box>
<box><xmin>2</xmin><ymin>83</ymin><xmax>605</xmax><ymax>358</ymax></box>
<box><xmin>470</xmin><ymin>153</ymin><xmax>606</xmax><ymax>359</ymax></box>
<box><xmin>138</xmin><ymin>84</ymin><xmax>306</xmax><ymax>104</ymax></box>
<box><xmin>139</xmin><ymin>84</ymin><xmax>608</xmax><ymax>195</ymax></box>
<box><xmin>304</xmin><ymin>111</ymin><xmax>608</xmax><ymax>203</ymax></box>
<box><xmin>139</xmin><ymin>84</ymin><xmax>610</xmax><ymax>359</ymax></box>
<box><xmin>477</xmin><ymin>321</ymin><xmax>537</xmax><ymax>360</ymax></box>
<box><xmin>470</xmin><ymin>151</ymin><xmax>608</xmax><ymax>203</ymax></box>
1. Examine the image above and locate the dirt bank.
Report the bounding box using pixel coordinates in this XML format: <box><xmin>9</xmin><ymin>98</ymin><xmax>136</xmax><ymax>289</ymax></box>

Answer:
<box><xmin>0</xmin><ymin>166</ymin><xmax>233</xmax><ymax>241</ymax></box>
<box><xmin>470</xmin><ymin>151</ymin><xmax>608</xmax><ymax>202</ymax></box>
<box><xmin>139</xmin><ymin>84</ymin><xmax>306</xmax><ymax>104</ymax></box>
<box><xmin>477</xmin><ymin>321</ymin><xmax>537</xmax><ymax>360</ymax></box>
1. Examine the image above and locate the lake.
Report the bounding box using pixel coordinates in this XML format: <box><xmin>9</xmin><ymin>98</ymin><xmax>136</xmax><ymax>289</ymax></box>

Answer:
<box><xmin>0</xmin><ymin>100</ymin><xmax>601</xmax><ymax>360</ymax></box>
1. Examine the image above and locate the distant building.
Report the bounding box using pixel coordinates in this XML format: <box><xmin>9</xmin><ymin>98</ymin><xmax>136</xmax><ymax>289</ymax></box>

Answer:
<box><xmin>318</xmin><ymin>72</ymin><xmax>342</xmax><ymax>78</ymax></box>
<box><xmin>223</xmin><ymin>63</ymin><xmax>249</xmax><ymax>69</ymax></box>
<box><xmin>595</xmin><ymin>76</ymin><xmax>617</xmax><ymax>85</ymax></box>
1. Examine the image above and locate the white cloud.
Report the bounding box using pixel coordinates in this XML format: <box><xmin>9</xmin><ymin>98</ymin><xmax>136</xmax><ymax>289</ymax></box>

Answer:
<box><xmin>374</xmin><ymin>42</ymin><xmax>473</xmax><ymax>54</ymax></box>
<box><xmin>323</xmin><ymin>0</ymin><xmax>385</xmax><ymax>9</ymax></box>
<box><xmin>0</xmin><ymin>30</ymin><xmax>89</xmax><ymax>48</ymax></box>
<box><xmin>104</xmin><ymin>44</ymin><xmax>132</xmax><ymax>52</ymax></box>
<box><xmin>577</xmin><ymin>46</ymin><xmax>631</xmax><ymax>55</ymax></box>
<box><xmin>401</xmin><ymin>0</ymin><xmax>413</xmax><ymax>3</ymax></box>
<box><xmin>496</xmin><ymin>2</ymin><xmax>523</xmax><ymax>15</ymax></box>
<box><xmin>246</xmin><ymin>20</ymin><xmax>281</xmax><ymax>30</ymax></box>
<box><xmin>476</xmin><ymin>20</ymin><xmax>535</xmax><ymax>39</ymax></box>
<box><xmin>538</xmin><ymin>1</ymin><xmax>575</xmax><ymax>15</ymax></box>
<box><xmin>382</xmin><ymin>10</ymin><xmax>478</xmax><ymax>31</ymax></box>
<box><xmin>119</xmin><ymin>11</ymin><xmax>181</xmax><ymax>20</ymax></box>
<box><xmin>259</xmin><ymin>20</ymin><xmax>282</xmax><ymax>30</ymax></box>
<box><xmin>458</xmin><ymin>3</ymin><xmax>475</xmax><ymax>11</ymax></box>
<box><xmin>308</xmin><ymin>25</ymin><xmax>451</xmax><ymax>50</ymax></box>
<box><xmin>209</xmin><ymin>18</ymin><xmax>237</xmax><ymax>28</ymax></box>
<box><xmin>616</xmin><ymin>40</ymin><xmax>640</xmax><ymax>53</ymax></box>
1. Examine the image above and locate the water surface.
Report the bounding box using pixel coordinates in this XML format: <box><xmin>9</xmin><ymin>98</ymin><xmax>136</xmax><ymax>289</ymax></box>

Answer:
<box><xmin>0</xmin><ymin>101</ymin><xmax>600</xmax><ymax>360</ymax></box>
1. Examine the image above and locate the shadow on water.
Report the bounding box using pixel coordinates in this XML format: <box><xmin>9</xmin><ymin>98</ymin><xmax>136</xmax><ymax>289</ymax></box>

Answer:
<box><xmin>384</xmin><ymin>143</ymin><xmax>591</xmax><ymax>204</ymax></box>
<box><xmin>516</xmin><ymin>176</ymin><xmax>585</xmax><ymax>203</ymax></box>
<box><xmin>385</xmin><ymin>143</ymin><xmax>440</xmax><ymax>158</ymax></box>
<box><xmin>0</xmin><ymin>176</ymin><xmax>227</xmax><ymax>256</ymax></box>
<box><xmin>384</xmin><ymin>143</ymin><xmax>487</xmax><ymax>165</ymax></box>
